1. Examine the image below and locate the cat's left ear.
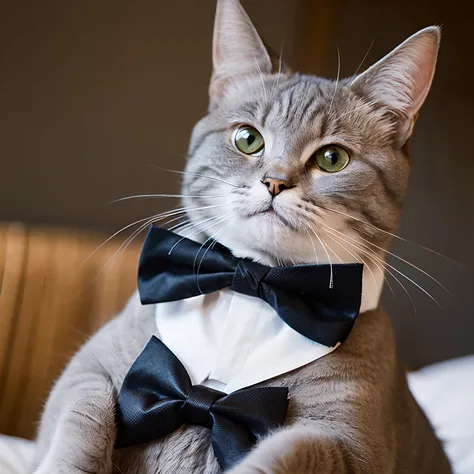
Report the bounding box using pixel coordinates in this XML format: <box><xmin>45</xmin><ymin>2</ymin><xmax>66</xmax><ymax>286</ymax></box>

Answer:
<box><xmin>351</xmin><ymin>26</ymin><xmax>440</xmax><ymax>144</ymax></box>
<box><xmin>210</xmin><ymin>0</ymin><xmax>272</xmax><ymax>107</ymax></box>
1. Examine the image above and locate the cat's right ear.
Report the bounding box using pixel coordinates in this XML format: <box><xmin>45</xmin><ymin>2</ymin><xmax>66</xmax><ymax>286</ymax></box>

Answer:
<box><xmin>210</xmin><ymin>0</ymin><xmax>272</xmax><ymax>107</ymax></box>
<box><xmin>351</xmin><ymin>27</ymin><xmax>440</xmax><ymax>145</ymax></box>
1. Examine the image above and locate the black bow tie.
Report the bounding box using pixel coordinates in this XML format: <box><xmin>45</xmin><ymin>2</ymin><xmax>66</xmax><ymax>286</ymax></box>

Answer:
<box><xmin>138</xmin><ymin>226</ymin><xmax>363</xmax><ymax>347</ymax></box>
<box><xmin>115</xmin><ymin>336</ymin><xmax>289</xmax><ymax>470</ymax></box>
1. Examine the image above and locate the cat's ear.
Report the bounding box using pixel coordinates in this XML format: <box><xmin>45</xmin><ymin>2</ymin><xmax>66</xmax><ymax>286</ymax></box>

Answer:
<box><xmin>351</xmin><ymin>26</ymin><xmax>440</xmax><ymax>143</ymax></box>
<box><xmin>210</xmin><ymin>0</ymin><xmax>272</xmax><ymax>106</ymax></box>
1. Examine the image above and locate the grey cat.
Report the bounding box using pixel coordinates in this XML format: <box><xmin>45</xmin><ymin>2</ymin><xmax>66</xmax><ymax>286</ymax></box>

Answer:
<box><xmin>33</xmin><ymin>0</ymin><xmax>452</xmax><ymax>472</ymax></box>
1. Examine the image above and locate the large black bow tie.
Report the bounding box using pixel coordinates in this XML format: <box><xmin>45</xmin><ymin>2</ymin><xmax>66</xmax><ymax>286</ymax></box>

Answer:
<box><xmin>115</xmin><ymin>336</ymin><xmax>289</xmax><ymax>470</ymax></box>
<box><xmin>138</xmin><ymin>226</ymin><xmax>363</xmax><ymax>347</ymax></box>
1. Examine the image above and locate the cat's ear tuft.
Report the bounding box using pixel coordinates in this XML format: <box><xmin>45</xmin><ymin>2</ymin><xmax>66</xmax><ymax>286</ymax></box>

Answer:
<box><xmin>210</xmin><ymin>0</ymin><xmax>272</xmax><ymax>106</ymax></box>
<box><xmin>351</xmin><ymin>26</ymin><xmax>440</xmax><ymax>143</ymax></box>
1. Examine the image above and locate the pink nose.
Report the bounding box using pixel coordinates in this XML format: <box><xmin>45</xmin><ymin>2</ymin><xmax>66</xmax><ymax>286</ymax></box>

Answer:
<box><xmin>262</xmin><ymin>178</ymin><xmax>290</xmax><ymax>197</ymax></box>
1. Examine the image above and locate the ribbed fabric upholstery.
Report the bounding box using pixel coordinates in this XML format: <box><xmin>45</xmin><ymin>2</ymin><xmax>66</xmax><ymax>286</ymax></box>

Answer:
<box><xmin>0</xmin><ymin>223</ymin><xmax>140</xmax><ymax>439</ymax></box>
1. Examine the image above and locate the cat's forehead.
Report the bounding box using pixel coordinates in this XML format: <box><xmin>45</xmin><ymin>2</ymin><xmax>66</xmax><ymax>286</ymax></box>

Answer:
<box><xmin>223</xmin><ymin>74</ymin><xmax>332</xmax><ymax>120</ymax></box>
<box><xmin>220</xmin><ymin>73</ymin><xmax>395</xmax><ymax>151</ymax></box>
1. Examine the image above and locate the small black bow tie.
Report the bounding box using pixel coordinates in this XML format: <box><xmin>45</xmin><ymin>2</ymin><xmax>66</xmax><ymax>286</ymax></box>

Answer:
<box><xmin>115</xmin><ymin>336</ymin><xmax>289</xmax><ymax>470</ymax></box>
<box><xmin>138</xmin><ymin>226</ymin><xmax>363</xmax><ymax>347</ymax></box>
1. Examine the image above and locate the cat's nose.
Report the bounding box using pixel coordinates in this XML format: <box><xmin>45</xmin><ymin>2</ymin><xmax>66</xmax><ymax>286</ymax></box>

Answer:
<box><xmin>262</xmin><ymin>177</ymin><xmax>291</xmax><ymax>197</ymax></box>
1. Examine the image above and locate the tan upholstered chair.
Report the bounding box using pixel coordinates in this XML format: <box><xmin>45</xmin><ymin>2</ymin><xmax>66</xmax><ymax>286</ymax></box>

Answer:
<box><xmin>0</xmin><ymin>223</ymin><xmax>141</xmax><ymax>440</ymax></box>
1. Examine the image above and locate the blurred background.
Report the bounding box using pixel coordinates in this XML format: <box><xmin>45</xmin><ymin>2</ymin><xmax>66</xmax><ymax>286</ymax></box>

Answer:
<box><xmin>0</xmin><ymin>0</ymin><xmax>473</xmax><ymax>439</ymax></box>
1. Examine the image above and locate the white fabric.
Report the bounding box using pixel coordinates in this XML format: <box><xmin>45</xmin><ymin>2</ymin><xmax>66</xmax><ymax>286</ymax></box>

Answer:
<box><xmin>155</xmin><ymin>289</ymin><xmax>338</xmax><ymax>393</ymax></box>
<box><xmin>407</xmin><ymin>355</ymin><xmax>474</xmax><ymax>474</ymax></box>
<box><xmin>0</xmin><ymin>435</ymin><xmax>34</xmax><ymax>474</ymax></box>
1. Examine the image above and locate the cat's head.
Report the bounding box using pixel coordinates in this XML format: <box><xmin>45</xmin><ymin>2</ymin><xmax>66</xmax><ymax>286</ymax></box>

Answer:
<box><xmin>182</xmin><ymin>0</ymin><xmax>439</xmax><ymax>311</ymax></box>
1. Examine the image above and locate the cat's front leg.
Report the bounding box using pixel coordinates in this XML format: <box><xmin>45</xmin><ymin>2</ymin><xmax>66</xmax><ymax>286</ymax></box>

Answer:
<box><xmin>33</xmin><ymin>380</ymin><xmax>117</xmax><ymax>474</ymax></box>
<box><xmin>229</xmin><ymin>424</ymin><xmax>386</xmax><ymax>474</ymax></box>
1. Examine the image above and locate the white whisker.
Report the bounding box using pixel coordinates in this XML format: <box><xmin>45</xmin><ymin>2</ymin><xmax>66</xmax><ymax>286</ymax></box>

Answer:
<box><xmin>175</xmin><ymin>214</ymin><xmax>224</xmax><ymax>238</ymax></box>
<box><xmin>254</xmin><ymin>56</ymin><xmax>268</xmax><ymax>103</ymax></box>
<box><xmin>321</xmin><ymin>229</ymin><xmax>377</xmax><ymax>285</ymax></box>
<box><xmin>308</xmin><ymin>224</ymin><xmax>333</xmax><ymax>288</ymax></box>
<box><xmin>192</xmin><ymin>215</ymin><xmax>231</xmax><ymax>273</ymax></box>
<box><xmin>375</xmin><ymin>251</ymin><xmax>441</xmax><ymax>307</ymax></box>
<box><xmin>305</xmin><ymin>228</ymin><xmax>319</xmax><ymax>264</ymax></box>
<box><xmin>333</xmin><ymin>99</ymin><xmax>378</xmax><ymax>123</ymax></box>
<box><xmin>323</xmin><ymin>225</ymin><xmax>395</xmax><ymax>299</ymax></box>
<box><xmin>110</xmin><ymin>193</ymin><xmax>227</xmax><ymax>203</ymax></box>
<box><xmin>89</xmin><ymin>203</ymin><xmax>231</xmax><ymax>277</ymax></box>
<box><xmin>168</xmin><ymin>214</ymin><xmax>232</xmax><ymax>256</ymax></box>
<box><xmin>328</xmin><ymin>47</ymin><xmax>341</xmax><ymax>119</ymax></box>
<box><xmin>350</xmin><ymin>39</ymin><xmax>375</xmax><ymax>84</ymax></box>
<box><xmin>353</xmin><ymin>229</ymin><xmax>451</xmax><ymax>295</ymax></box>
<box><xmin>315</xmin><ymin>203</ymin><xmax>460</xmax><ymax>266</ymax></box>
<box><xmin>83</xmin><ymin>207</ymin><xmax>193</xmax><ymax>264</ymax></box>
<box><xmin>168</xmin><ymin>218</ymin><xmax>192</xmax><ymax>232</ymax></box>
<box><xmin>195</xmin><ymin>221</ymin><xmax>233</xmax><ymax>293</ymax></box>
<box><xmin>322</xmin><ymin>225</ymin><xmax>417</xmax><ymax>311</ymax></box>
<box><xmin>163</xmin><ymin>215</ymin><xmax>189</xmax><ymax>230</ymax></box>
<box><xmin>98</xmin><ymin>216</ymin><xmax>162</xmax><ymax>276</ymax></box>
<box><xmin>273</xmin><ymin>40</ymin><xmax>285</xmax><ymax>98</ymax></box>
<box><xmin>319</xmin><ymin>234</ymin><xmax>344</xmax><ymax>264</ymax></box>
<box><xmin>153</xmin><ymin>167</ymin><xmax>239</xmax><ymax>189</ymax></box>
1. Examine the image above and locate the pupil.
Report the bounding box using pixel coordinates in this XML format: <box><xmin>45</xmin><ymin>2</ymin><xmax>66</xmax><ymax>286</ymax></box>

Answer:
<box><xmin>326</xmin><ymin>150</ymin><xmax>338</xmax><ymax>165</ymax></box>
<box><xmin>247</xmin><ymin>134</ymin><xmax>256</xmax><ymax>146</ymax></box>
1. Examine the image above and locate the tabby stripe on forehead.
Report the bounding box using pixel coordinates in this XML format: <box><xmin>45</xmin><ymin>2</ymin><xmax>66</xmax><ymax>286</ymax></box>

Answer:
<box><xmin>261</xmin><ymin>102</ymin><xmax>273</xmax><ymax>128</ymax></box>
<box><xmin>277</xmin><ymin>77</ymin><xmax>302</xmax><ymax>96</ymax></box>
<box><xmin>299</xmin><ymin>99</ymin><xmax>317</xmax><ymax>122</ymax></box>
<box><xmin>319</xmin><ymin>113</ymin><xmax>329</xmax><ymax>138</ymax></box>
<box><xmin>282</xmin><ymin>87</ymin><xmax>298</xmax><ymax>119</ymax></box>
<box><xmin>237</xmin><ymin>102</ymin><xmax>260</xmax><ymax>118</ymax></box>
<box><xmin>263</xmin><ymin>80</ymin><xmax>300</xmax><ymax>127</ymax></box>
<box><xmin>188</xmin><ymin>128</ymin><xmax>228</xmax><ymax>158</ymax></box>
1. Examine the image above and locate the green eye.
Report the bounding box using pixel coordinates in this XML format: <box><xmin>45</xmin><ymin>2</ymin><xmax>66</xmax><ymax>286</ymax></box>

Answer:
<box><xmin>314</xmin><ymin>145</ymin><xmax>350</xmax><ymax>173</ymax></box>
<box><xmin>234</xmin><ymin>126</ymin><xmax>265</xmax><ymax>155</ymax></box>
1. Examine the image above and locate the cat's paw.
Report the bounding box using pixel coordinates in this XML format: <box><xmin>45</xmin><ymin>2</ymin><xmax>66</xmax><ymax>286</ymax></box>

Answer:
<box><xmin>228</xmin><ymin>426</ymin><xmax>318</xmax><ymax>474</ymax></box>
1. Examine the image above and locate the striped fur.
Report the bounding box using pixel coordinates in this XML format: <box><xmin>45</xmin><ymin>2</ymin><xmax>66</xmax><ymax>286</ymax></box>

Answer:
<box><xmin>183</xmin><ymin>13</ymin><xmax>439</xmax><ymax>313</ymax></box>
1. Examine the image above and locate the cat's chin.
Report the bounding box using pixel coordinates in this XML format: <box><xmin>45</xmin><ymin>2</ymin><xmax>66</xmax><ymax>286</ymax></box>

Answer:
<box><xmin>216</xmin><ymin>227</ymin><xmax>294</xmax><ymax>267</ymax></box>
<box><xmin>249</xmin><ymin>210</ymin><xmax>300</xmax><ymax>232</ymax></box>
<box><xmin>216</xmin><ymin>214</ymin><xmax>305</xmax><ymax>266</ymax></box>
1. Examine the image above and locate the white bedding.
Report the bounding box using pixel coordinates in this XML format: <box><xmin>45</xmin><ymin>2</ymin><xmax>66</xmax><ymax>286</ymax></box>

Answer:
<box><xmin>407</xmin><ymin>355</ymin><xmax>474</xmax><ymax>474</ymax></box>
<box><xmin>1</xmin><ymin>355</ymin><xmax>473</xmax><ymax>474</ymax></box>
<box><xmin>0</xmin><ymin>436</ymin><xmax>34</xmax><ymax>474</ymax></box>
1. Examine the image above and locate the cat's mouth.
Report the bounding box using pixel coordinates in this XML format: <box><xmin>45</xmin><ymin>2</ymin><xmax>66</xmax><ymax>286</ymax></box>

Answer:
<box><xmin>246</xmin><ymin>203</ymin><xmax>276</xmax><ymax>218</ymax></box>
<box><xmin>246</xmin><ymin>205</ymin><xmax>297</xmax><ymax>230</ymax></box>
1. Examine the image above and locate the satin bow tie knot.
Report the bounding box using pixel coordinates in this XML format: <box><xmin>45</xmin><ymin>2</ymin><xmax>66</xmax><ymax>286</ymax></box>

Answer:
<box><xmin>181</xmin><ymin>385</ymin><xmax>225</xmax><ymax>427</ymax></box>
<box><xmin>231</xmin><ymin>260</ymin><xmax>269</xmax><ymax>299</ymax></box>
<box><xmin>115</xmin><ymin>336</ymin><xmax>289</xmax><ymax>471</ymax></box>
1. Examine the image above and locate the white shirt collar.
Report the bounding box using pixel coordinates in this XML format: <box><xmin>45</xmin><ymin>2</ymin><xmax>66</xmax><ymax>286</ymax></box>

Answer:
<box><xmin>155</xmin><ymin>288</ymin><xmax>339</xmax><ymax>394</ymax></box>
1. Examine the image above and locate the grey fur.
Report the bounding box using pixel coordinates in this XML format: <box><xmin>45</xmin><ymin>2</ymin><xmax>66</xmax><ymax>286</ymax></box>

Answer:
<box><xmin>33</xmin><ymin>1</ymin><xmax>451</xmax><ymax>472</ymax></box>
<box><xmin>33</xmin><ymin>296</ymin><xmax>451</xmax><ymax>473</ymax></box>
